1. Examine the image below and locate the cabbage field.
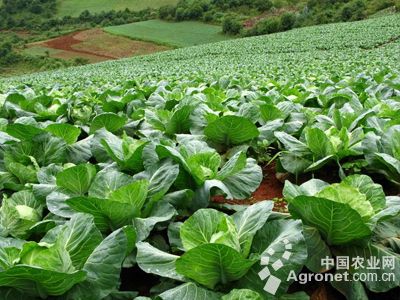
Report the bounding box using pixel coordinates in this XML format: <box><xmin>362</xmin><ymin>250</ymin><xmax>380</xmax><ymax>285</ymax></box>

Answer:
<box><xmin>0</xmin><ymin>14</ymin><xmax>399</xmax><ymax>300</ymax></box>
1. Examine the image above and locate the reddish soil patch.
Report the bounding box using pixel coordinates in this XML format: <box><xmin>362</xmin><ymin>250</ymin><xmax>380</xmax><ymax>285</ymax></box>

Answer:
<box><xmin>28</xmin><ymin>28</ymin><xmax>170</xmax><ymax>63</ymax></box>
<box><xmin>41</xmin><ymin>30</ymin><xmax>115</xmax><ymax>60</ymax></box>
<box><xmin>212</xmin><ymin>162</ymin><xmax>287</xmax><ymax>212</ymax></box>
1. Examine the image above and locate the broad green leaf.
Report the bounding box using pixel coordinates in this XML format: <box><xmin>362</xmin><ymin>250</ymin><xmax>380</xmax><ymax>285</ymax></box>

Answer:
<box><xmin>45</xmin><ymin>124</ymin><xmax>81</xmax><ymax>145</ymax></box>
<box><xmin>56</xmin><ymin>164</ymin><xmax>97</xmax><ymax>196</ymax></box>
<box><xmin>136</xmin><ymin>241</ymin><xmax>185</xmax><ymax>281</ymax></box>
<box><xmin>239</xmin><ymin>219</ymin><xmax>307</xmax><ymax>297</ymax></box>
<box><xmin>275</xmin><ymin>132</ymin><xmax>309</xmax><ymax>154</ymax></box>
<box><xmin>193</xmin><ymin>179</ymin><xmax>233</xmax><ymax>209</ymax></box>
<box><xmin>233</xmin><ymin>201</ymin><xmax>274</xmax><ymax>257</ymax></box>
<box><xmin>180</xmin><ymin>209</ymin><xmax>240</xmax><ymax>252</ymax></box>
<box><xmin>279</xmin><ymin>152</ymin><xmax>312</xmax><ymax>175</ymax></box>
<box><xmin>66</xmin><ymin>136</ymin><xmax>92</xmax><ymax>164</ymax></box>
<box><xmin>204</xmin><ymin>116</ymin><xmax>259</xmax><ymax>146</ymax></box>
<box><xmin>260</xmin><ymin>104</ymin><xmax>284</xmax><ymax>122</ymax></box>
<box><xmin>237</xmin><ymin>103</ymin><xmax>260</xmax><ymax>123</ymax></box>
<box><xmin>283</xmin><ymin>179</ymin><xmax>329</xmax><ymax>201</ymax></box>
<box><xmin>109</xmin><ymin>179</ymin><xmax>149</xmax><ymax>216</ymax></box>
<box><xmin>91</xmin><ymin>129</ymin><xmax>121</xmax><ymax>162</ymax></box>
<box><xmin>217</xmin><ymin>151</ymin><xmax>246</xmax><ymax>180</ymax></box>
<box><xmin>42</xmin><ymin>213</ymin><xmax>103</xmax><ymax>269</ymax></box>
<box><xmin>0</xmin><ymin>247</ymin><xmax>20</xmax><ymax>270</ymax></box>
<box><xmin>0</xmin><ymin>266</ymin><xmax>85</xmax><ymax>297</ymax></box>
<box><xmin>101</xmin><ymin>133</ymin><xmax>148</xmax><ymax>172</ymax></box>
<box><xmin>157</xmin><ymin>142</ymin><xmax>220</xmax><ymax>185</ymax></box>
<box><xmin>165</xmin><ymin>105</ymin><xmax>193</xmax><ymax>135</ymax></box>
<box><xmin>176</xmin><ymin>243</ymin><xmax>256</xmax><ymax>289</ymax></box>
<box><xmin>90</xmin><ymin>113</ymin><xmax>126</xmax><ymax>134</ymax></box>
<box><xmin>0</xmin><ymin>191</ymin><xmax>43</xmax><ymax>239</ymax></box>
<box><xmin>316</xmin><ymin>183</ymin><xmax>374</xmax><ymax>220</ymax></box>
<box><xmin>139</xmin><ymin>159</ymin><xmax>179</xmax><ymax>216</ymax></box>
<box><xmin>331</xmin><ymin>276</ymin><xmax>368</xmax><ymax>300</ymax></box>
<box><xmin>186</xmin><ymin>151</ymin><xmax>221</xmax><ymax>184</ymax></box>
<box><xmin>303</xmin><ymin>226</ymin><xmax>332</xmax><ymax>273</ymax></box>
<box><xmin>289</xmin><ymin>196</ymin><xmax>372</xmax><ymax>245</ymax></box>
<box><xmin>222</xmin><ymin>289</ymin><xmax>262</xmax><ymax>300</ymax></box>
<box><xmin>34</xmin><ymin>135</ymin><xmax>68</xmax><ymax>166</ymax></box>
<box><xmin>19</xmin><ymin>242</ymin><xmax>73</xmax><ymax>273</ymax></box>
<box><xmin>305</xmin><ymin>127</ymin><xmax>334</xmax><ymax>157</ymax></box>
<box><xmin>134</xmin><ymin>201</ymin><xmax>177</xmax><ymax>241</ymax></box>
<box><xmin>304</xmin><ymin>155</ymin><xmax>334</xmax><ymax>172</ymax></box>
<box><xmin>221</xmin><ymin>158</ymin><xmax>263</xmax><ymax>199</ymax></box>
<box><xmin>6</xmin><ymin>162</ymin><xmax>37</xmax><ymax>185</ymax></box>
<box><xmin>66</xmin><ymin>197</ymin><xmax>135</xmax><ymax>232</ymax></box>
<box><xmin>88</xmin><ymin>169</ymin><xmax>133</xmax><ymax>199</ymax></box>
<box><xmin>374</xmin><ymin>153</ymin><xmax>400</xmax><ymax>183</ymax></box>
<box><xmin>372</xmin><ymin>196</ymin><xmax>400</xmax><ymax>223</ymax></box>
<box><xmin>66</xmin><ymin>226</ymin><xmax>135</xmax><ymax>300</ymax></box>
<box><xmin>338</xmin><ymin>243</ymin><xmax>400</xmax><ymax>292</ymax></box>
<box><xmin>159</xmin><ymin>282</ymin><xmax>220</xmax><ymax>300</ymax></box>
<box><xmin>342</xmin><ymin>174</ymin><xmax>386</xmax><ymax>213</ymax></box>
<box><xmin>6</xmin><ymin>124</ymin><xmax>44</xmax><ymax>140</ymax></box>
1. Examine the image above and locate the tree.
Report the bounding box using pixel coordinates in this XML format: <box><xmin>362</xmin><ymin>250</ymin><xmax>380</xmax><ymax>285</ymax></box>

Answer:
<box><xmin>175</xmin><ymin>7</ymin><xmax>186</xmax><ymax>21</ymax></box>
<box><xmin>159</xmin><ymin>5</ymin><xmax>176</xmax><ymax>19</ymax></box>
<box><xmin>186</xmin><ymin>4</ymin><xmax>203</xmax><ymax>19</ymax></box>
<box><xmin>341</xmin><ymin>0</ymin><xmax>366</xmax><ymax>21</ymax></box>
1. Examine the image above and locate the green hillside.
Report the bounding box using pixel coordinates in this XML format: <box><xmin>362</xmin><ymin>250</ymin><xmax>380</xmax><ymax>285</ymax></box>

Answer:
<box><xmin>57</xmin><ymin>0</ymin><xmax>179</xmax><ymax>17</ymax></box>
<box><xmin>105</xmin><ymin>20</ymin><xmax>232</xmax><ymax>47</ymax></box>
<box><xmin>4</xmin><ymin>14</ymin><xmax>399</xmax><ymax>86</ymax></box>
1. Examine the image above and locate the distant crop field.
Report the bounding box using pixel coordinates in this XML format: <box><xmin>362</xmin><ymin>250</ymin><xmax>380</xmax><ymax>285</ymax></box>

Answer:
<box><xmin>104</xmin><ymin>20</ymin><xmax>232</xmax><ymax>47</ymax></box>
<box><xmin>57</xmin><ymin>0</ymin><xmax>179</xmax><ymax>17</ymax></box>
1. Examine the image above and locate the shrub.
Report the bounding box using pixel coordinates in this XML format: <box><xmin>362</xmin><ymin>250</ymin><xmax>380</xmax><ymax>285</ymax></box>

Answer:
<box><xmin>203</xmin><ymin>11</ymin><xmax>215</xmax><ymax>22</ymax></box>
<box><xmin>222</xmin><ymin>17</ymin><xmax>242</xmax><ymax>35</ymax></box>
<box><xmin>257</xmin><ymin>16</ymin><xmax>282</xmax><ymax>34</ymax></box>
<box><xmin>280</xmin><ymin>12</ymin><xmax>296</xmax><ymax>30</ymax></box>
<box><xmin>74</xmin><ymin>57</ymin><xmax>90</xmax><ymax>65</ymax></box>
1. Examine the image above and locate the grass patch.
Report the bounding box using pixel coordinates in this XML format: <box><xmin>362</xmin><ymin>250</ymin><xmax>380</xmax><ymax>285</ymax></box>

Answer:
<box><xmin>104</xmin><ymin>20</ymin><xmax>232</xmax><ymax>47</ymax></box>
<box><xmin>56</xmin><ymin>0</ymin><xmax>179</xmax><ymax>17</ymax></box>
<box><xmin>22</xmin><ymin>46</ymin><xmax>61</xmax><ymax>57</ymax></box>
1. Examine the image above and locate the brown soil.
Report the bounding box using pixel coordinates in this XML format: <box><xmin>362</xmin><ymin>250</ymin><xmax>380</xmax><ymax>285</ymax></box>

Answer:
<box><xmin>212</xmin><ymin>162</ymin><xmax>287</xmax><ymax>212</ymax></box>
<box><xmin>28</xmin><ymin>28</ymin><xmax>170</xmax><ymax>63</ymax></box>
<box><xmin>41</xmin><ymin>30</ymin><xmax>114</xmax><ymax>59</ymax></box>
